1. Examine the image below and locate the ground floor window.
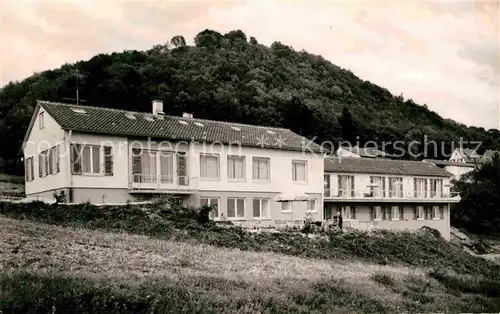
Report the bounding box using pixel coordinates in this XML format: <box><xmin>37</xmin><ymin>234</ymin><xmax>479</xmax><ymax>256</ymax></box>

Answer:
<box><xmin>340</xmin><ymin>205</ymin><xmax>356</xmax><ymax>220</ymax></box>
<box><xmin>371</xmin><ymin>205</ymin><xmax>383</xmax><ymax>221</ymax></box>
<box><xmin>307</xmin><ymin>199</ymin><xmax>316</xmax><ymax>212</ymax></box>
<box><xmin>281</xmin><ymin>201</ymin><xmax>291</xmax><ymax>212</ymax></box>
<box><xmin>252</xmin><ymin>198</ymin><xmax>270</xmax><ymax>218</ymax></box>
<box><xmin>227</xmin><ymin>198</ymin><xmax>245</xmax><ymax>219</ymax></box>
<box><xmin>432</xmin><ymin>205</ymin><xmax>444</xmax><ymax>220</ymax></box>
<box><xmin>391</xmin><ymin>205</ymin><xmax>404</xmax><ymax>220</ymax></box>
<box><xmin>200</xmin><ymin>197</ymin><xmax>219</xmax><ymax>219</ymax></box>
<box><xmin>414</xmin><ymin>205</ymin><xmax>425</xmax><ymax>220</ymax></box>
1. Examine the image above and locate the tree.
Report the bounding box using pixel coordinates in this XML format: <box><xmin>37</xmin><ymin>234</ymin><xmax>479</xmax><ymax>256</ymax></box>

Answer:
<box><xmin>453</xmin><ymin>153</ymin><xmax>500</xmax><ymax>234</ymax></box>
<box><xmin>339</xmin><ymin>107</ymin><xmax>359</xmax><ymax>144</ymax></box>
<box><xmin>194</xmin><ymin>29</ymin><xmax>223</xmax><ymax>49</ymax></box>
<box><xmin>171</xmin><ymin>35</ymin><xmax>186</xmax><ymax>48</ymax></box>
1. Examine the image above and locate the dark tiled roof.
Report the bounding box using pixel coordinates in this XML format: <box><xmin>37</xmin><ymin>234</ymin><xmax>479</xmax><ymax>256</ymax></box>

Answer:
<box><xmin>38</xmin><ymin>101</ymin><xmax>324</xmax><ymax>153</ymax></box>
<box><xmin>325</xmin><ymin>157</ymin><xmax>453</xmax><ymax>177</ymax></box>
<box><xmin>339</xmin><ymin>146</ymin><xmax>394</xmax><ymax>158</ymax></box>
<box><xmin>422</xmin><ymin>159</ymin><xmax>476</xmax><ymax>168</ymax></box>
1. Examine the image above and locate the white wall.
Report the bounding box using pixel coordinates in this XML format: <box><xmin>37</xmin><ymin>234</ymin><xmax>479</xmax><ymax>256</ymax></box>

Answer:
<box><xmin>188</xmin><ymin>143</ymin><xmax>324</xmax><ymax>195</ymax></box>
<box><xmin>70</xmin><ymin>133</ymin><xmax>129</xmax><ymax>189</ymax></box>
<box><xmin>325</xmin><ymin>172</ymin><xmax>452</xmax><ymax>197</ymax></box>
<box><xmin>23</xmin><ymin>107</ymin><xmax>67</xmax><ymax>195</ymax></box>
<box><xmin>444</xmin><ymin>165</ymin><xmax>473</xmax><ymax>181</ymax></box>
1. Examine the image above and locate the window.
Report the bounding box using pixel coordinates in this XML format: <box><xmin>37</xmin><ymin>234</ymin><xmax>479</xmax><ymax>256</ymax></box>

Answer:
<box><xmin>281</xmin><ymin>201</ymin><xmax>291</xmax><ymax>212</ymax></box>
<box><xmin>413</xmin><ymin>178</ymin><xmax>428</xmax><ymax>198</ymax></box>
<box><xmin>430</xmin><ymin>179</ymin><xmax>443</xmax><ymax>198</ymax></box>
<box><xmin>338</xmin><ymin>175</ymin><xmax>355</xmax><ymax>197</ymax></box>
<box><xmin>388</xmin><ymin>177</ymin><xmax>403</xmax><ymax>198</ymax></box>
<box><xmin>228</xmin><ymin>155</ymin><xmax>245</xmax><ymax>180</ymax></box>
<box><xmin>47</xmin><ymin>145</ymin><xmax>60</xmax><ymax>175</ymax></box>
<box><xmin>252</xmin><ymin>198</ymin><xmax>269</xmax><ymax>218</ymax></box>
<box><xmin>292</xmin><ymin>160</ymin><xmax>307</xmax><ymax>182</ymax></box>
<box><xmin>432</xmin><ymin>206</ymin><xmax>443</xmax><ymax>220</ymax></box>
<box><xmin>38</xmin><ymin>150</ymin><xmax>48</xmax><ymax>177</ymax></box>
<box><xmin>252</xmin><ymin>157</ymin><xmax>270</xmax><ymax>181</ymax></box>
<box><xmin>200</xmin><ymin>154</ymin><xmax>220</xmax><ymax>179</ymax></box>
<box><xmin>369</xmin><ymin>176</ymin><xmax>385</xmax><ymax>197</ymax></box>
<box><xmin>340</xmin><ymin>205</ymin><xmax>356</xmax><ymax>220</ymax></box>
<box><xmin>200</xmin><ymin>197</ymin><xmax>219</xmax><ymax>219</ymax></box>
<box><xmin>324</xmin><ymin>174</ymin><xmax>331</xmax><ymax>197</ymax></box>
<box><xmin>371</xmin><ymin>206</ymin><xmax>383</xmax><ymax>221</ymax></box>
<box><xmin>414</xmin><ymin>206</ymin><xmax>425</xmax><ymax>220</ymax></box>
<box><xmin>391</xmin><ymin>205</ymin><xmax>404</xmax><ymax>220</ymax></box>
<box><xmin>307</xmin><ymin>199</ymin><xmax>316</xmax><ymax>212</ymax></box>
<box><xmin>25</xmin><ymin>157</ymin><xmax>34</xmax><ymax>182</ymax></box>
<box><xmin>159</xmin><ymin>151</ymin><xmax>173</xmax><ymax>183</ymax></box>
<box><xmin>227</xmin><ymin>198</ymin><xmax>245</xmax><ymax>219</ymax></box>
<box><xmin>39</xmin><ymin>112</ymin><xmax>44</xmax><ymax>129</ymax></box>
<box><xmin>81</xmin><ymin>145</ymin><xmax>101</xmax><ymax>175</ymax></box>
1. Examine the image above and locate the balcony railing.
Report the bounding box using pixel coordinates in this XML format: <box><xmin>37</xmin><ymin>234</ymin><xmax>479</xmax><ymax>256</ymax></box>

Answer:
<box><xmin>131</xmin><ymin>174</ymin><xmax>191</xmax><ymax>192</ymax></box>
<box><xmin>324</xmin><ymin>188</ymin><xmax>459</xmax><ymax>200</ymax></box>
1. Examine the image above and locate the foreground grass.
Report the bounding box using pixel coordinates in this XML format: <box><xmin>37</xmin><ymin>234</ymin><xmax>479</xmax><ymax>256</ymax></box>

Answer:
<box><xmin>1</xmin><ymin>218</ymin><xmax>500</xmax><ymax>313</ymax></box>
<box><xmin>1</xmin><ymin>201</ymin><xmax>498</xmax><ymax>277</ymax></box>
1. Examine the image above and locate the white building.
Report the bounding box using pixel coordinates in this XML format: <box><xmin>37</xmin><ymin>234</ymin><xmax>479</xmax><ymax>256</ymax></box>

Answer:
<box><xmin>323</xmin><ymin>157</ymin><xmax>460</xmax><ymax>240</ymax></box>
<box><xmin>22</xmin><ymin>100</ymin><xmax>325</xmax><ymax>226</ymax></box>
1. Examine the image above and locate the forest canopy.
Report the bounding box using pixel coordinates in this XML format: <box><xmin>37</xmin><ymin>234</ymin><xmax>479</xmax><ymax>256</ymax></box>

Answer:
<box><xmin>0</xmin><ymin>29</ymin><xmax>499</xmax><ymax>175</ymax></box>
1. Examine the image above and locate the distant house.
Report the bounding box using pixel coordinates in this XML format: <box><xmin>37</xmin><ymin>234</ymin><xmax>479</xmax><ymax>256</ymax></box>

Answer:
<box><xmin>449</xmin><ymin>148</ymin><xmax>481</xmax><ymax>164</ymax></box>
<box><xmin>323</xmin><ymin>157</ymin><xmax>459</xmax><ymax>240</ymax></box>
<box><xmin>336</xmin><ymin>146</ymin><xmax>395</xmax><ymax>159</ymax></box>
<box><xmin>22</xmin><ymin>100</ymin><xmax>325</xmax><ymax>226</ymax></box>
<box><xmin>422</xmin><ymin>159</ymin><xmax>475</xmax><ymax>181</ymax></box>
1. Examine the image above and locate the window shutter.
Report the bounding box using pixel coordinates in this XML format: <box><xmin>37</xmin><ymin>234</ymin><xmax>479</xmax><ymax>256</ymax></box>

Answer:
<box><xmin>104</xmin><ymin>146</ymin><xmax>113</xmax><ymax>176</ymax></box>
<box><xmin>369</xmin><ymin>206</ymin><xmax>374</xmax><ymax>220</ymax></box>
<box><xmin>25</xmin><ymin>160</ymin><xmax>29</xmax><ymax>182</ymax></box>
<box><xmin>399</xmin><ymin>205</ymin><xmax>404</xmax><ymax>220</ymax></box>
<box><xmin>424</xmin><ymin>207</ymin><xmax>429</xmax><ymax>220</ymax></box>
<box><xmin>351</xmin><ymin>206</ymin><xmax>356</xmax><ymax>219</ymax></box>
<box><xmin>382</xmin><ymin>206</ymin><xmax>386</xmax><ymax>220</ymax></box>
<box><xmin>38</xmin><ymin>154</ymin><xmax>42</xmax><ymax>177</ymax></box>
<box><xmin>56</xmin><ymin>145</ymin><xmax>60</xmax><ymax>173</ymax></box>
<box><xmin>337</xmin><ymin>176</ymin><xmax>341</xmax><ymax>196</ymax></box>
<box><xmin>48</xmin><ymin>148</ymin><xmax>53</xmax><ymax>175</ymax></box>
<box><xmin>413</xmin><ymin>206</ymin><xmax>417</xmax><ymax>220</ymax></box>
<box><xmin>350</xmin><ymin>176</ymin><xmax>355</xmax><ymax>196</ymax></box>
<box><xmin>439</xmin><ymin>206</ymin><xmax>444</xmax><ymax>219</ymax></box>
<box><xmin>71</xmin><ymin>144</ymin><xmax>82</xmax><ymax>175</ymax></box>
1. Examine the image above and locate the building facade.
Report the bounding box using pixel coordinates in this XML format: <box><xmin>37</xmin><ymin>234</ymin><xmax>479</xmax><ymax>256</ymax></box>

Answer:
<box><xmin>324</xmin><ymin>157</ymin><xmax>460</xmax><ymax>240</ymax></box>
<box><xmin>22</xmin><ymin>101</ymin><xmax>324</xmax><ymax>226</ymax></box>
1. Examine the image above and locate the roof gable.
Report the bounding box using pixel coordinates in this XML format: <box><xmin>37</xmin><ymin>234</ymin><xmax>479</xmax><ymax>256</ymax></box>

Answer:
<box><xmin>325</xmin><ymin>157</ymin><xmax>452</xmax><ymax>177</ymax></box>
<box><xmin>37</xmin><ymin>100</ymin><xmax>324</xmax><ymax>153</ymax></box>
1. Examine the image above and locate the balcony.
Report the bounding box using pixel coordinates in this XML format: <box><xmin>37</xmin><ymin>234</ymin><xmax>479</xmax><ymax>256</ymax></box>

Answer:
<box><xmin>129</xmin><ymin>174</ymin><xmax>195</xmax><ymax>194</ymax></box>
<box><xmin>324</xmin><ymin>188</ymin><xmax>460</xmax><ymax>203</ymax></box>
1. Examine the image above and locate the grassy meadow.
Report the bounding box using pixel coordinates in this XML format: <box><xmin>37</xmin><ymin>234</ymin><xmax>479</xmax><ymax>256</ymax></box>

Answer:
<box><xmin>0</xmin><ymin>201</ymin><xmax>499</xmax><ymax>313</ymax></box>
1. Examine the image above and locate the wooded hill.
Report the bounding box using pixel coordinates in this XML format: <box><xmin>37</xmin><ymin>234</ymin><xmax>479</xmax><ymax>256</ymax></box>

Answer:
<box><xmin>1</xmin><ymin>29</ymin><xmax>499</xmax><ymax>175</ymax></box>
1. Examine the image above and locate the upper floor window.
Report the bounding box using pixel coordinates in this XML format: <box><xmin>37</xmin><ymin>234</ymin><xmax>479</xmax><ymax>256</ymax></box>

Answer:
<box><xmin>413</xmin><ymin>178</ymin><xmax>428</xmax><ymax>198</ymax></box>
<box><xmin>292</xmin><ymin>160</ymin><xmax>307</xmax><ymax>182</ymax></box>
<box><xmin>200</xmin><ymin>154</ymin><xmax>219</xmax><ymax>180</ymax></box>
<box><xmin>388</xmin><ymin>177</ymin><xmax>403</xmax><ymax>198</ymax></box>
<box><xmin>39</xmin><ymin>112</ymin><xmax>44</xmax><ymax>129</ymax></box>
<box><xmin>369</xmin><ymin>176</ymin><xmax>385</xmax><ymax>197</ymax></box>
<box><xmin>200</xmin><ymin>197</ymin><xmax>219</xmax><ymax>219</ymax></box>
<box><xmin>338</xmin><ymin>175</ymin><xmax>355</xmax><ymax>197</ymax></box>
<box><xmin>25</xmin><ymin>157</ymin><xmax>34</xmax><ymax>182</ymax></box>
<box><xmin>252</xmin><ymin>157</ymin><xmax>270</xmax><ymax>181</ymax></box>
<box><xmin>324</xmin><ymin>174</ymin><xmax>331</xmax><ymax>197</ymax></box>
<box><xmin>430</xmin><ymin>179</ymin><xmax>443</xmax><ymax>198</ymax></box>
<box><xmin>227</xmin><ymin>155</ymin><xmax>245</xmax><ymax>180</ymax></box>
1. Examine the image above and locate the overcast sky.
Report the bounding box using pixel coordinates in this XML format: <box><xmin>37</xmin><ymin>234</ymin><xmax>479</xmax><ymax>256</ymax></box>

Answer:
<box><xmin>1</xmin><ymin>0</ymin><xmax>499</xmax><ymax>130</ymax></box>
